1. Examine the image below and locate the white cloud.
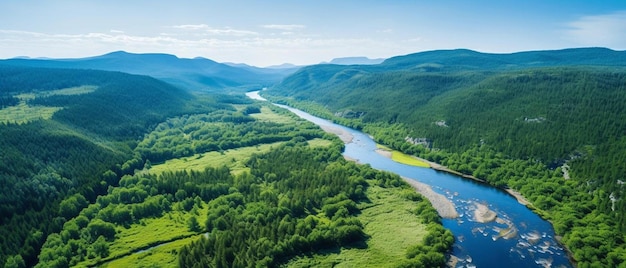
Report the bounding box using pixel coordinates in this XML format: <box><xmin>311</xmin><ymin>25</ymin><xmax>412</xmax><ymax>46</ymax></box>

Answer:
<box><xmin>261</xmin><ymin>24</ymin><xmax>305</xmax><ymax>31</ymax></box>
<box><xmin>172</xmin><ymin>24</ymin><xmax>209</xmax><ymax>30</ymax></box>
<box><xmin>110</xmin><ymin>29</ymin><xmax>125</xmax><ymax>34</ymax></box>
<box><xmin>170</xmin><ymin>24</ymin><xmax>258</xmax><ymax>36</ymax></box>
<box><xmin>564</xmin><ymin>11</ymin><xmax>626</xmax><ymax>48</ymax></box>
<box><xmin>0</xmin><ymin>27</ymin><xmax>412</xmax><ymax>66</ymax></box>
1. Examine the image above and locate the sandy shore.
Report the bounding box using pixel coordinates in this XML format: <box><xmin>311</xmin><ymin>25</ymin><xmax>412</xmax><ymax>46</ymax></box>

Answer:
<box><xmin>402</xmin><ymin>177</ymin><xmax>459</xmax><ymax>219</ymax></box>
<box><xmin>504</xmin><ymin>189</ymin><xmax>531</xmax><ymax>206</ymax></box>
<box><xmin>374</xmin><ymin>148</ymin><xmax>458</xmax><ymax>218</ymax></box>
<box><xmin>474</xmin><ymin>202</ymin><xmax>497</xmax><ymax>223</ymax></box>
<box><xmin>374</xmin><ymin>148</ymin><xmax>392</xmax><ymax>158</ymax></box>
<box><xmin>375</xmin><ymin>146</ymin><xmax>534</xmax><ymax>210</ymax></box>
<box><xmin>319</xmin><ymin>125</ymin><xmax>353</xmax><ymax>143</ymax></box>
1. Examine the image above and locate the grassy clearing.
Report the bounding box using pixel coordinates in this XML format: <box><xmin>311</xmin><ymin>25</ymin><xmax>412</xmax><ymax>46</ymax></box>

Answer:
<box><xmin>0</xmin><ymin>86</ymin><xmax>97</xmax><ymax>124</ymax></box>
<box><xmin>91</xmin><ymin>203</ymin><xmax>209</xmax><ymax>268</ymax></box>
<box><xmin>307</xmin><ymin>138</ymin><xmax>333</xmax><ymax>148</ymax></box>
<box><xmin>0</xmin><ymin>102</ymin><xmax>61</xmax><ymax>124</ymax></box>
<box><xmin>376</xmin><ymin>144</ymin><xmax>430</xmax><ymax>168</ymax></box>
<box><xmin>249</xmin><ymin>106</ymin><xmax>296</xmax><ymax>124</ymax></box>
<box><xmin>146</xmin><ymin>142</ymin><xmax>284</xmax><ymax>176</ymax></box>
<box><xmin>102</xmin><ymin>234</ymin><xmax>202</xmax><ymax>268</ymax></box>
<box><xmin>285</xmin><ymin>182</ymin><xmax>427</xmax><ymax>267</ymax></box>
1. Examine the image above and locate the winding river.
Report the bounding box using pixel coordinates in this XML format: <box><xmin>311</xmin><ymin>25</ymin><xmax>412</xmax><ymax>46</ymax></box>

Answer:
<box><xmin>247</xmin><ymin>91</ymin><xmax>572</xmax><ymax>268</ymax></box>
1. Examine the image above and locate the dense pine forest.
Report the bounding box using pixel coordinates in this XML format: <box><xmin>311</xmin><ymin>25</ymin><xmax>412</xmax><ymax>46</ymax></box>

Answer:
<box><xmin>0</xmin><ymin>64</ymin><xmax>452</xmax><ymax>267</ymax></box>
<box><xmin>0</xmin><ymin>65</ymin><xmax>213</xmax><ymax>266</ymax></box>
<box><xmin>265</xmin><ymin>48</ymin><xmax>626</xmax><ymax>267</ymax></box>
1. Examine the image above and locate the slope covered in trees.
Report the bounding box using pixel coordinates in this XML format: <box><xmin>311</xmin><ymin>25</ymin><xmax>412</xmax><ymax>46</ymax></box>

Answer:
<box><xmin>265</xmin><ymin>48</ymin><xmax>626</xmax><ymax>267</ymax></box>
<box><xmin>0</xmin><ymin>65</ymin><xmax>213</xmax><ymax>266</ymax></box>
<box><xmin>2</xmin><ymin>64</ymin><xmax>453</xmax><ymax>267</ymax></box>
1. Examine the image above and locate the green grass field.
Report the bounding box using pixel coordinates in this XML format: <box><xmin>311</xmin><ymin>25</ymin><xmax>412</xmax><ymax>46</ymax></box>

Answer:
<box><xmin>376</xmin><ymin>144</ymin><xmax>430</xmax><ymax>168</ymax></box>
<box><xmin>0</xmin><ymin>102</ymin><xmax>61</xmax><ymax>124</ymax></box>
<box><xmin>307</xmin><ymin>138</ymin><xmax>333</xmax><ymax>148</ymax></box>
<box><xmin>0</xmin><ymin>85</ymin><xmax>97</xmax><ymax>124</ymax></box>
<box><xmin>145</xmin><ymin>138</ymin><xmax>331</xmax><ymax>176</ymax></box>
<box><xmin>146</xmin><ymin>142</ymin><xmax>285</xmax><ymax>176</ymax></box>
<box><xmin>83</xmin><ymin>203</ymin><xmax>209</xmax><ymax>268</ymax></box>
<box><xmin>102</xmin><ymin>234</ymin><xmax>202</xmax><ymax>268</ymax></box>
<box><xmin>249</xmin><ymin>106</ymin><xmax>297</xmax><ymax>124</ymax></box>
<box><xmin>285</xmin><ymin>183</ymin><xmax>427</xmax><ymax>267</ymax></box>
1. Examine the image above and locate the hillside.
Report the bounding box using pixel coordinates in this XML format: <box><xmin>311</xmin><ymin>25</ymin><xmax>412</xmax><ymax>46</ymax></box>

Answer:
<box><xmin>0</xmin><ymin>64</ymin><xmax>452</xmax><ymax>268</ymax></box>
<box><xmin>269</xmin><ymin>48</ymin><xmax>626</xmax><ymax>161</ymax></box>
<box><xmin>1</xmin><ymin>51</ymin><xmax>298</xmax><ymax>91</ymax></box>
<box><xmin>0</xmin><ymin>65</ymin><xmax>214</xmax><ymax>266</ymax></box>
<box><xmin>265</xmin><ymin>47</ymin><xmax>626</xmax><ymax>267</ymax></box>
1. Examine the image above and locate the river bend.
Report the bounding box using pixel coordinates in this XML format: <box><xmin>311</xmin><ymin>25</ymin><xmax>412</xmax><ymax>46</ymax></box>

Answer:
<box><xmin>248</xmin><ymin>91</ymin><xmax>572</xmax><ymax>268</ymax></box>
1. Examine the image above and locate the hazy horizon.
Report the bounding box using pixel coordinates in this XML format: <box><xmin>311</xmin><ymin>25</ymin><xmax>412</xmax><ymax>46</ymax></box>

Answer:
<box><xmin>1</xmin><ymin>0</ymin><xmax>626</xmax><ymax>66</ymax></box>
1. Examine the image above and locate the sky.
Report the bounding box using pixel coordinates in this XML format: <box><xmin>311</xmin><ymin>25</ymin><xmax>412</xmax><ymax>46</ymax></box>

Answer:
<box><xmin>1</xmin><ymin>0</ymin><xmax>626</xmax><ymax>67</ymax></box>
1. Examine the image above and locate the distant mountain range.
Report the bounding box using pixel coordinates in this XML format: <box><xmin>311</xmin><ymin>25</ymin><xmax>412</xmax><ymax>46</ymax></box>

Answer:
<box><xmin>379</xmin><ymin>47</ymin><xmax>626</xmax><ymax>71</ymax></box>
<box><xmin>1</xmin><ymin>51</ymin><xmax>300</xmax><ymax>91</ymax></box>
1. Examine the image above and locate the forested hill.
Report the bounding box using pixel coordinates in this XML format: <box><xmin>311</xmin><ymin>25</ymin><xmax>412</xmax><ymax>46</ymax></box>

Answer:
<box><xmin>265</xmin><ymin>47</ymin><xmax>626</xmax><ymax>266</ymax></box>
<box><xmin>1</xmin><ymin>51</ymin><xmax>297</xmax><ymax>91</ymax></box>
<box><xmin>269</xmin><ymin>47</ymin><xmax>626</xmax><ymax>163</ymax></box>
<box><xmin>0</xmin><ymin>65</ymin><xmax>214</xmax><ymax>266</ymax></box>
<box><xmin>379</xmin><ymin>47</ymin><xmax>626</xmax><ymax>71</ymax></box>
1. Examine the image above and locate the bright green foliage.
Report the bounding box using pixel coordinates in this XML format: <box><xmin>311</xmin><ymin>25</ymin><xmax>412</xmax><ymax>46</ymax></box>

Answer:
<box><xmin>135</xmin><ymin>105</ymin><xmax>324</xmax><ymax>163</ymax></box>
<box><xmin>4</xmin><ymin>255</ymin><xmax>25</xmax><ymax>268</ymax></box>
<box><xmin>178</xmin><ymin>144</ymin><xmax>451</xmax><ymax>267</ymax></box>
<box><xmin>264</xmin><ymin>49</ymin><xmax>626</xmax><ymax>267</ymax></box>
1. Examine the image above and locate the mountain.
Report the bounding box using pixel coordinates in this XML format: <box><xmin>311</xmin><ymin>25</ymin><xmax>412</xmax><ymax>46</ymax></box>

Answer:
<box><xmin>328</xmin><ymin>56</ymin><xmax>385</xmax><ymax>65</ymax></box>
<box><xmin>1</xmin><ymin>51</ymin><xmax>297</xmax><ymax>91</ymax></box>
<box><xmin>270</xmin><ymin>47</ymin><xmax>626</xmax><ymax>161</ymax></box>
<box><xmin>265</xmin><ymin>63</ymin><xmax>301</xmax><ymax>69</ymax></box>
<box><xmin>264</xmin><ymin>47</ymin><xmax>626</xmax><ymax>267</ymax></box>
<box><xmin>379</xmin><ymin>47</ymin><xmax>626</xmax><ymax>71</ymax></box>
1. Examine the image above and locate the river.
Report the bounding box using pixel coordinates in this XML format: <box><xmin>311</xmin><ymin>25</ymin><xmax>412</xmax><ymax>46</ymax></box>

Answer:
<box><xmin>247</xmin><ymin>91</ymin><xmax>572</xmax><ymax>268</ymax></box>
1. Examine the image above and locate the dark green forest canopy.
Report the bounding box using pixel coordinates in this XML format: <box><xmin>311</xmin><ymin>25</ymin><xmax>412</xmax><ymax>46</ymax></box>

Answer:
<box><xmin>265</xmin><ymin>48</ymin><xmax>626</xmax><ymax>267</ymax></box>
<box><xmin>0</xmin><ymin>65</ymin><xmax>216</xmax><ymax>266</ymax></box>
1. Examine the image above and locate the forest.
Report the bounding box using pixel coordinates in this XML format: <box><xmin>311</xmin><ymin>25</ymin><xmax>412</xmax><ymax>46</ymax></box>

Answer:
<box><xmin>0</xmin><ymin>65</ymin><xmax>214</xmax><ymax>266</ymax></box>
<box><xmin>265</xmin><ymin>48</ymin><xmax>626</xmax><ymax>267</ymax></box>
<box><xmin>0</xmin><ymin>64</ymin><xmax>452</xmax><ymax>267</ymax></box>
<box><xmin>4</xmin><ymin>47</ymin><xmax>626</xmax><ymax>267</ymax></box>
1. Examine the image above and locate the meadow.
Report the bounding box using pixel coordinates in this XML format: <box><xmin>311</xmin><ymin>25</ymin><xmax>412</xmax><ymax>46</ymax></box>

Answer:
<box><xmin>0</xmin><ymin>86</ymin><xmax>97</xmax><ymax>124</ymax></box>
<box><xmin>285</xmin><ymin>183</ymin><xmax>429</xmax><ymax>267</ymax></box>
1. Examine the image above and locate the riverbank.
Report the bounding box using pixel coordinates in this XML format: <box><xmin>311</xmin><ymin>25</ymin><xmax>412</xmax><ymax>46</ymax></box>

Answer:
<box><xmin>319</xmin><ymin>125</ymin><xmax>353</xmax><ymax>143</ymax></box>
<box><xmin>371</xmin><ymin>147</ymin><xmax>458</xmax><ymax>218</ymax></box>
<box><xmin>375</xmin><ymin>145</ymin><xmax>534</xmax><ymax>207</ymax></box>
<box><xmin>402</xmin><ymin>177</ymin><xmax>459</xmax><ymax>219</ymax></box>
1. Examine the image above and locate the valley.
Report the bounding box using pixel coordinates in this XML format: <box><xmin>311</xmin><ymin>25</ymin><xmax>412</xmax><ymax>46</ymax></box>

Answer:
<box><xmin>1</xmin><ymin>47</ymin><xmax>625</xmax><ymax>267</ymax></box>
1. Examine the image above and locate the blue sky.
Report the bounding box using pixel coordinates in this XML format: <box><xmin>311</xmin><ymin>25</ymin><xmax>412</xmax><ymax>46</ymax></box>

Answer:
<box><xmin>1</xmin><ymin>0</ymin><xmax>625</xmax><ymax>66</ymax></box>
